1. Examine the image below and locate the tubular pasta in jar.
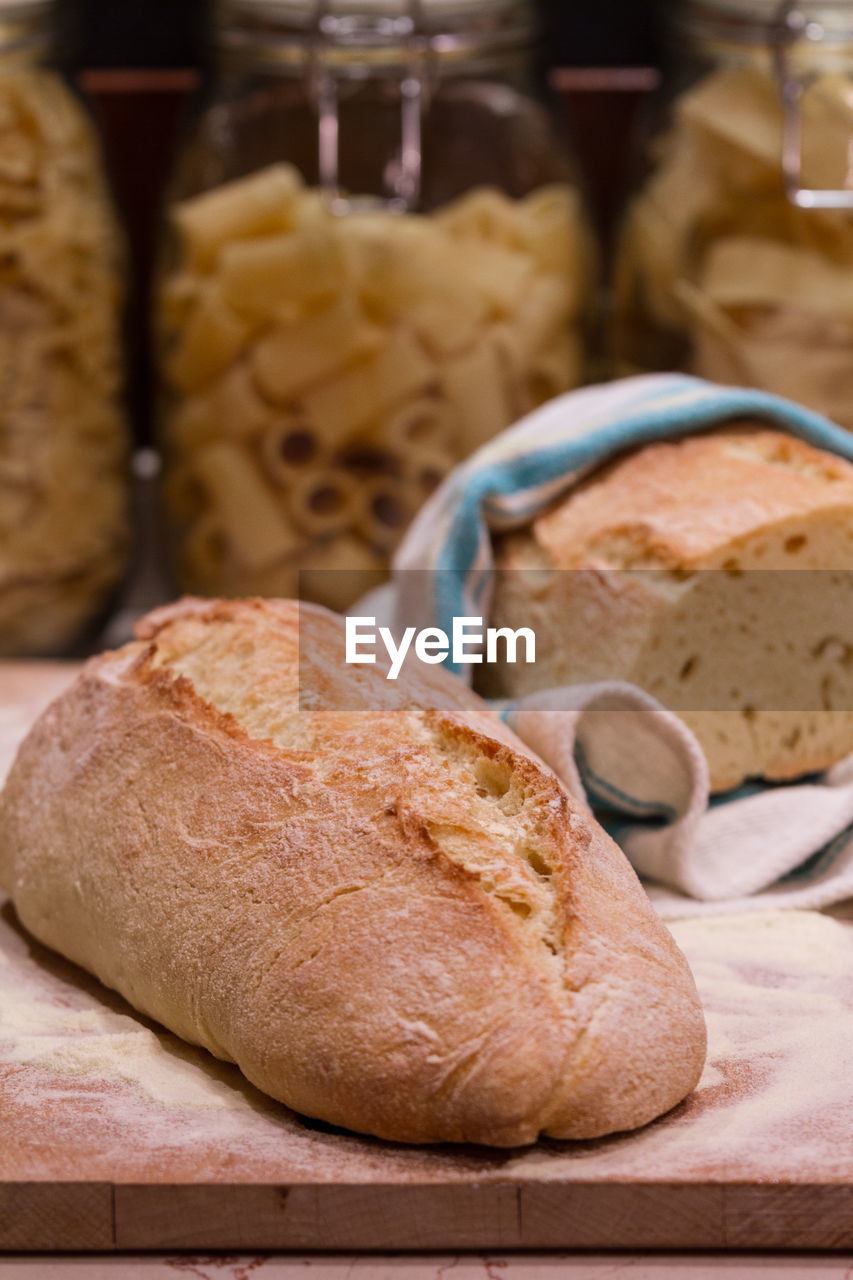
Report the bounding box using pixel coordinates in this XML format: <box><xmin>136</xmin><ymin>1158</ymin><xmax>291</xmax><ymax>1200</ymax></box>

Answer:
<box><xmin>178</xmin><ymin>512</ymin><xmax>231</xmax><ymax>594</ymax></box>
<box><xmin>174</xmin><ymin>164</ymin><xmax>303</xmax><ymax>272</ymax></box>
<box><xmin>456</xmin><ymin>240</ymin><xmax>534</xmax><ymax>316</ymax></box>
<box><xmin>211</xmin><ymin>361</ymin><xmax>276</xmax><ymax>440</ymax></box>
<box><xmin>700</xmin><ymin>237</ymin><xmax>853</xmax><ymax>319</ymax></box>
<box><xmin>286</xmin><ymin>467</ymin><xmax>360</xmax><ymax>539</ymax></box>
<box><xmin>0</xmin><ymin>472</ymin><xmax>36</xmax><ymax>530</ymax></box>
<box><xmin>220</xmin><ymin>224</ymin><xmax>348</xmax><ymax>316</ymax></box>
<box><xmin>165</xmin><ymin>396</ymin><xmax>218</xmax><ymax>455</ymax></box>
<box><xmin>380</xmin><ymin>396</ymin><xmax>456</xmax><ymax>450</ymax></box>
<box><xmin>301</xmin><ymin>330</ymin><xmax>436</xmax><ymax>444</ymax></box>
<box><xmin>168</xmin><ymin>285</ymin><xmax>254</xmax><ymax>394</ymax></box>
<box><xmin>355</xmin><ymin>478</ymin><xmax>416</xmax><ymax>554</ymax></box>
<box><xmin>405</xmin><ymin>446</ymin><xmax>455</xmax><ymax>497</ymax></box>
<box><xmin>435</xmin><ymin>187</ymin><xmax>525</xmax><ymax>248</ymax></box>
<box><xmin>252</xmin><ymin>296</ymin><xmax>383</xmax><ymax>404</ymax></box>
<box><xmin>440</xmin><ymin>343</ymin><xmax>514</xmax><ymax>452</ymax></box>
<box><xmin>512</xmin><ymin>276</ymin><xmax>575</xmax><ymax>361</ymax></box>
<box><xmin>167</xmin><ymin>362</ymin><xmax>275</xmax><ymax>453</ymax></box>
<box><xmin>519</xmin><ymin>185</ymin><xmax>586</xmax><ymax>281</ymax></box>
<box><xmin>528</xmin><ymin>331</ymin><xmax>585</xmax><ymax>404</ymax></box>
<box><xmin>615</xmin><ymin>61</ymin><xmax>853</xmax><ymax>424</ymax></box>
<box><xmin>406</xmin><ymin>292</ymin><xmax>485</xmax><ymax>358</ymax></box>
<box><xmin>160</xmin><ymin>164</ymin><xmax>591</xmax><ymax>604</ymax></box>
<box><xmin>259</xmin><ymin>418</ymin><xmax>328</xmax><ymax>487</ymax></box>
<box><xmin>335</xmin><ymin>441</ymin><xmax>401</xmax><ymax>477</ymax></box>
<box><xmin>193</xmin><ymin>442</ymin><xmax>300</xmax><ymax>570</ymax></box>
<box><xmin>160</xmin><ymin>272</ymin><xmax>203</xmax><ymax>330</ymax></box>
<box><xmin>163</xmin><ymin>463</ymin><xmax>207</xmax><ymax>527</ymax></box>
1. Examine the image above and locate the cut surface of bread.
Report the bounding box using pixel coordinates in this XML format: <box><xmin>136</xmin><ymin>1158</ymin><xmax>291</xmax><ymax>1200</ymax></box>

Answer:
<box><xmin>0</xmin><ymin>597</ymin><xmax>706</xmax><ymax>1146</ymax></box>
<box><xmin>483</xmin><ymin>424</ymin><xmax>853</xmax><ymax>792</ymax></box>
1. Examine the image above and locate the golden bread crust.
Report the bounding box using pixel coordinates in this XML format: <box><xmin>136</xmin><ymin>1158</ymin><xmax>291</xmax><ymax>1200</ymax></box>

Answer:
<box><xmin>532</xmin><ymin>425</ymin><xmax>853</xmax><ymax>571</ymax></box>
<box><xmin>0</xmin><ymin>597</ymin><xmax>706</xmax><ymax>1144</ymax></box>
<box><xmin>488</xmin><ymin>425</ymin><xmax>853</xmax><ymax>791</ymax></box>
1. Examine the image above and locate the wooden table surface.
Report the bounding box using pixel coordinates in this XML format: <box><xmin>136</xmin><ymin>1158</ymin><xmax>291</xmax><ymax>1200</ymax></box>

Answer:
<box><xmin>1</xmin><ymin>1255</ymin><xmax>853</xmax><ymax>1278</ymax></box>
<box><xmin>1</xmin><ymin>664</ymin><xmax>852</xmax><ymax>1264</ymax></box>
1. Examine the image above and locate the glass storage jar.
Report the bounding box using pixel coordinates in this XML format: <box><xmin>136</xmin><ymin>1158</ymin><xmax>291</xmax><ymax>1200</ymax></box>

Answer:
<box><xmin>0</xmin><ymin>0</ymin><xmax>130</xmax><ymax>655</ymax></box>
<box><xmin>157</xmin><ymin>0</ymin><xmax>594</xmax><ymax>613</ymax></box>
<box><xmin>613</xmin><ymin>0</ymin><xmax>853</xmax><ymax>427</ymax></box>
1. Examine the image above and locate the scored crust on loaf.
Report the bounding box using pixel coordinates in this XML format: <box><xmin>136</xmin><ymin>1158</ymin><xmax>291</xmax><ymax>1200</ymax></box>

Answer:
<box><xmin>0</xmin><ymin>597</ymin><xmax>706</xmax><ymax>1146</ymax></box>
<box><xmin>483</xmin><ymin>424</ymin><xmax>853</xmax><ymax>792</ymax></box>
<box><xmin>531</xmin><ymin>425</ymin><xmax>853</xmax><ymax>572</ymax></box>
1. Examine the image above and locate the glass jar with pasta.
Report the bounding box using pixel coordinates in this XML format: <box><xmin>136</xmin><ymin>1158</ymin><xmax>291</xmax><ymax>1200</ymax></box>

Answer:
<box><xmin>614</xmin><ymin>1</ymin><xmax>853</xmax><ymax>427</ymax></box>
<box><xmin>0</xmin><ymin>0</ymin><xmax>130</xmax><ymax>655</ymax></box>
<box><xmin>157</xmin><ymin>0</ymin><xmax>594</xmax><ymax>613</ymax></box>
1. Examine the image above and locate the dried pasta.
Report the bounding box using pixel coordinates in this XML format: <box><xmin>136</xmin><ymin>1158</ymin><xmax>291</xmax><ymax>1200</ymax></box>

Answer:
<box><xmin>178</xmin><ymin>513</ymin><xmax>230</xmax><ymax>594</ymax></box>
<box><xmin>192</xmin><ymin>442</ymin><xmax>300</xmax><ymax>571</ymax></box>
<box><xmin>300</xmin><ymin>329</ymin><xmax>436</xmax><ymax>442</ymax></box>
<box><xmin>286</xmin><ymin>467</ymin><xmax>359</xmax><ymax>539</ymax></box>
<box><xmin>160</xmin><ymin>163</ymin><xmax>590</xmax><ymax>608</ymax></box>
<box><xmin>405</xmin><ymin>446</ymin><xmax>455</xmax><ymax>496</ymax></box>
<box><xmin>252</xmin><ymin>296</ymin><xmax>383</xmax><ymax>404</ymax></box>
<box><xmin>175</xmin><ymin>164</ymin><xmax>301</xmax><ymax>272</ymax></box>
<box><xmin>355</xmin><ymin>478</ymin><xmax>416</xmax><ymax>554</ymax></box>
<box><xmin>381</xmin><ymin>396</ymin><xmax>455</xmax><ymax>450</ymax></box>
<box><xmin>0</xmin><ymin>69</ymin><xmax>129</xmax><ymax>655</ymax></box>
<box><xmin>259</xmin><ymin>417</ymin><xmax>327</xmax><ymax>487</ymax></box>
<box><xmin>615</xmin><ymin>62</ymin><xmax>853</xmax><ymax>427</ymax></box>
<box><xmin>440</xmin><ymin>343</ymin><xmax>514</xmax><ymax>452</ymax></box>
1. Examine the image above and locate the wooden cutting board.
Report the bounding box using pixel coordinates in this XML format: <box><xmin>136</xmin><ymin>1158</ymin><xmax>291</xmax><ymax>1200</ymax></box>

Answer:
<box><xmin>1</xmin><ymin>663</ymin><xmax>852</xmax><ymax>1253</ymax></box>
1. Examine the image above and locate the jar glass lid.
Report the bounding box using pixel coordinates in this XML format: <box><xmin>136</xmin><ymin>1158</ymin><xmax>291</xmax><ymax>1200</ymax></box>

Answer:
<box><xmin>224</xmin><ymin>0</ymin><xmax>523</xmax><ymax>14</ymax></box>
<box><xmin>219</xmin><ymin>0</ymin><xmax>529</xmax><ymax>29</ymax></box>
<box><xmin>217</xmin><ymin>0</ymin><xmax>534</xmax><ymax>61</ymax></box>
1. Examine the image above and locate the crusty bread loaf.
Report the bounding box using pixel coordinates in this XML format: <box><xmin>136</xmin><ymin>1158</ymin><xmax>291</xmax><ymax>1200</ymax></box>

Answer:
<box><xmin>0</xmin><ymin>597</ymin><xmax>705</xmax><ymax>1146</ymax></box>
<box><xmin>481</xmin><ymin>424</ymin><xmax>853</xmax><ymax>792</ymax></box>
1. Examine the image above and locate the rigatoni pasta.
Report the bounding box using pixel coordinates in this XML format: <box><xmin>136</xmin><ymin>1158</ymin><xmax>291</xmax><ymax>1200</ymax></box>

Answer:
<box><xmin>614</xmin><ymin>62</ymin><xmax>853</xmax><ymax>427</ymax></box>
<box><xmin>285</xmin><ymin>467</ymin><xmax>359</xmax><ymax>539</ymax></box>
<box><xmin>355</xmin><ymin>477</ymin><xmax>415</xmax><ymax>553</ymax></box>
<box><xmin>381</xmin><ymin>396</ymin><xmax>455</xmax><ymax>450</ymax></box>
<box><xmin>259</xmin><ymin>418</ymin><xmax>325</xmax><ymax>487</ymax></box>
<box><xmin>405</xmin><ymin>446</ymin><xmax>455</xmax><ymax>497</ymax></box>
<box><xmin>159</xmin><ymin>162</ymin><xmax>589</xmax><ymax>608</ymax></box>
<box><xmin>192</xmin><ymin>442</ymin><xmax>299</xmax><ymax>573</ymax></box>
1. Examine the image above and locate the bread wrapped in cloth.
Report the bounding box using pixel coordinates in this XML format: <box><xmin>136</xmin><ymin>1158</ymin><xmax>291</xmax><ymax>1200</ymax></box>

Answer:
<box><xmin>0</xmin><ymin>598</ymin><xmax>705</xmax><ymax>1146</ymax></box>
<box><xmin>482</xmin><ymin>424</ymin><xmax>853</xmax><ymax>793</ymax></box>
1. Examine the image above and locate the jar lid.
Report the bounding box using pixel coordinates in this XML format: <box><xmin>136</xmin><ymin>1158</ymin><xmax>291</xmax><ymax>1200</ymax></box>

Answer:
<box><xmin>217</xmin><ymin>0</ymin><xmax>534</xmax><ymax>62</ymax></box>
<box><xmin>220</xmin><ymin>0</ymin><xmax>528</xmax><ymax>26</ymax></box>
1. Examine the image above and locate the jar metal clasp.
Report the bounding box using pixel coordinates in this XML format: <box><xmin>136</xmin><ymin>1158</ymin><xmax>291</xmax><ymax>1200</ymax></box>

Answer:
<box><xmin>771</xmin><ymin>0</ymin><xmax>853</xmax><ymax>208</ymax></box>
<box><xmin>308</xmin><ymin>0</ymin><xmax>429</xmax><ymax>215</ymax></box>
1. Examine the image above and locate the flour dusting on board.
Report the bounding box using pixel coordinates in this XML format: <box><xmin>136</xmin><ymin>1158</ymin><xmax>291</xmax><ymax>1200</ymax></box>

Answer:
<box><xmin>0</xmin><ymin>901</ymin><xmax>331</xmax><ymax>1176</ymax></box>
<box><xmin>1</xmin><ymin>897</ymin><xmax>852</xmax><ymax>1183</ymax></box>
<box><xmin>672</xmin><ymin>910</ymin><xmax>853</xmax><ymax>1148</ymax></box>
<box><xmin>0</xmin><ymin>940</ymin><xmax>240</xmax><ymax>1111</ymax></box>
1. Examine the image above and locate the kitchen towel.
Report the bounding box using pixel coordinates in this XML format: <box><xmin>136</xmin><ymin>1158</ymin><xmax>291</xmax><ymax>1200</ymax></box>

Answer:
<box><xmin>361</xmin><ymin>373</ymin><xmax>853</xmax><ymax>918</ymax></box>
